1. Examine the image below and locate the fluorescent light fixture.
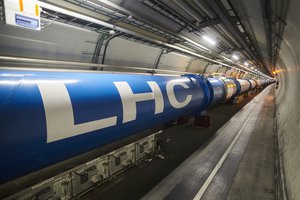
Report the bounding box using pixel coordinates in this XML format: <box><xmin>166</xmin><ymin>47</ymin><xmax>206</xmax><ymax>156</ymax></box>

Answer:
<box><xmin>203</xmin><ymin>35</ymin><xmax>217</xmax><ymax>45</ymax></box>
<box><xmin>38</xmin><ymin>2</ymin><xmax>273</xmax><ymax>79</ymax></box>
<box><xmin>232</xmin><ymin>54</ymin><xmax>239</xmax><ymax>60</ymax></box>
<box><xmin>244</xmin><ymin>61</ymin><xmax>249</xmax><ymax>66</ymax></box>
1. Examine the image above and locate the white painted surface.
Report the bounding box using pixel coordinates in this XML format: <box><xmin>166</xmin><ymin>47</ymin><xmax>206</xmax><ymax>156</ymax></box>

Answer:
<box><xmin>113</xmin><ymin>81</ymin><xmax>163</xmax><ymax>123</ymax></box>
<box><xmin>249</xmin><ymin>80</ymin><xmax>257</xmax><ymax>89</ymax></box>
<box><xmin>189</xmin><ymin>59</ymin><xmax>209</xmax><ymax>73</ymax></box>
<box><xmin>38</xmin><ymin>83</ymin><xmax>117</xmax><ymax>143</ymax></box>
<box><xmin>205</xmin><ymin>64</ymin><xmax>221</xmax><ymax>74</ymax></box>
<box><xmin>237</xmin><ymin>79</ymin><xmax>251</xmax><ymax>93</ymax></box>
<box><xmin>158</xmin><ymin>52</ymin><xmax>190</xmax><ymax>71</ymax></box>
<box><xmin>105</xmin><ymin>38</ymin><xmax>159</xmax><ymax>68</ymax></box>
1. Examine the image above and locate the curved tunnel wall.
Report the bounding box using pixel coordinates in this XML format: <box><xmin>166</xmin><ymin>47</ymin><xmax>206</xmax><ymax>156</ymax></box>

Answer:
<box><xmin>276</xmin><ymin>0</ymin><xmax>300</xmax><ymax>199</ymax></box>
<box><xmin>0</xmin><ymin>22</ymin><xmax>243</xmax><ymax>76</ymax></box>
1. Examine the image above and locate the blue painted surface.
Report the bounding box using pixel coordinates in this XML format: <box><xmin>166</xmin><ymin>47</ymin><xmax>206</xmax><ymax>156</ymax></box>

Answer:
<box><xmin>207</xmin><ymin>78</ymin><xmax>226</xmax><ymax>105</ymax></box>
<box><xmin>0</xmin><ymin>70</ymin><xmax>217</xmax><ymax>184</ymax></box>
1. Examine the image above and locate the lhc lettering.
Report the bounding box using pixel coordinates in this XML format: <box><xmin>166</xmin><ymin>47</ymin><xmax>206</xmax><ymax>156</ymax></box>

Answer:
<box><xmin>38</xmin><ymin>80</ymin><xmax>192</xmax><ymax>143</ymax></box>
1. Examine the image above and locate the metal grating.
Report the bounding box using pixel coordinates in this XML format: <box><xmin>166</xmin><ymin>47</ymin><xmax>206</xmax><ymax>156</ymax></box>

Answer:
<box><xmin>39</xmin><ymin>1</ymin><xmax>249</xmax><ymax>74</ymax></box>
<box><xmin>141</xmin><ymin>0</ymin><xmax>199</xmax><ymax>32</ymax></box>
<box><xmin>60</xmin><ymin>0</ymin><xmax>237</xmax><ymax>64</ymax></box>
<box><xmin>41</xmin><ymin>8</ymin><xmax>109</xmax><ymax>32</ymax></box>
<box><xmin>65</xmin><ymin>0</ymin><xmax>184</xmax><ymax>43</ymax></box>
<box><xmin>41</xmin><ymin>8</ymin><xmax>175</xmax><ymax>50</ymax></box>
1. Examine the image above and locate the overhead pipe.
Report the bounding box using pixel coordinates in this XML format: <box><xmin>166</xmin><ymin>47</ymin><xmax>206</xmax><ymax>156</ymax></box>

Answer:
<box><xmin>209</xmin><ymin>26</ymin><xmax>239</xmax><ymax>50</ymax></box>
<box><xmin>192</xmin><ymin>0</ymin><xmax>218</xmax><ymax>19</ymax></box>
<box><xmin>187</xmin><ymin>1</ymin><xmax>257</xmax><ymax>68</ymax></box>
<box><xmin>86</xmin><ymin>1</ymin><xmax>212</xmax><ymax>53</ymax></box>
<box><xmin>165</xmin><ymin>43</ymin><xmax>255</xmax><ymax>76</ymax></box>
<box><xmin>0</xmin><ymin>56</ymin><xmax>197</xmax><ymax>75</ymax></box>
<box><xmin>171</xmin><ymin>0</ymin><xmax>204</xmax><ymax>22</ymax></box>
<box><xmin>215</xmin><ymin>25</ymin><xmax>243</xmax><ymax>50</ymax></box>
<box><xmin>261</xmin><ymin>0</ymin><xmax>273</xmax><ymax>69</ymax></box>
<box><xmin>205</xmin><ymin>0</ymin><xmax>265</xmax><ymax>73</ymax></box>
<box><xmin>38</xmin><ymin>1</ymin><xmax>271</xmax><ymax>78</ymax></box>
<box><xmin>88</xmin><ymin>0</ymin><xmax>132</xmax><ymax>18</ymax></box>
<box><xmin>268</xmin><ymin>0</ymin><xmax>290</xmax><ymax>66</ymax></box>
<box><xmin>188</xmin><ymin>1</ymin><xmax>250</xmax><ymax>58</ymax></box>
<box><xmin>273</xmin><ymin>18</ymin><xmax>287</xmax><ymax>66</ymax></box>
<box><xmin>39</xmin><ymin>1</ymin><xmax>228</xmax><ymax>69</ymax></box>
<box><xmin>142</xmin><ymin>0</ymin><xmax>203</xmax><ymax>33</ymax></box>
<box><xmin>180</xmin><ymin>35</ymin><xmax>211</xmax><ymax>52</ymax></box>
<box><xmin>227</xmin><ymin>0</ymin><xmax>267</xmax><ymax>73</ymax></box>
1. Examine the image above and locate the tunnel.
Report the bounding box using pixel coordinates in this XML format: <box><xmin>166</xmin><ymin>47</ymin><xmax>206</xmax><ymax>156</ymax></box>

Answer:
<box><xmin>0</xmin><ymin>0</ymin><xmax>299</xmax><ymax>199</ymax></box>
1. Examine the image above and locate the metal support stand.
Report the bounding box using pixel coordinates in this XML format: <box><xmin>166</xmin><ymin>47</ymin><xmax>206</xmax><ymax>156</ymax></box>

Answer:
<box><xmin>202</xmin><ymin>62</ymin><xmax>211</xmax><ymax>74</ymax></box>
<box><xmin>92</xmin><ymin>33</ymin><xmax>107</xmax><ymax>69</ymax></box>
<box><xmin>152</xmin><ymin>49</ymin><xmax>166</xmax><ymax>73</ymax></box>
<box><xmin>185</xmin><ymin>57</ymin><xmax>196</xmax><ymax>72</ymax></box>
<box><xmin>101</xmin><ymin>32</ymin><xmax>124</xmax><ymax>67</ymax></box>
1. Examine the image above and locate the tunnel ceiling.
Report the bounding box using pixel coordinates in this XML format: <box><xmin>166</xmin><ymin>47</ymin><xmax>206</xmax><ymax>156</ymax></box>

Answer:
<box><xmin>228</xmin><ymin>0</ymin><xmax>290</xmax><ymax>76</ymax></box>
<box><xmin>36</xmin><ymin>0</ymin><xmax>288</xmax><ymax>78</ymax></box>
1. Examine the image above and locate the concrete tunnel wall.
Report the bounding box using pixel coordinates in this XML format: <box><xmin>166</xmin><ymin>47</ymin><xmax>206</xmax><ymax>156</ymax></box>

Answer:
<box><xmin>276</xmin><ymin>0</ymin><xmax>300</xmax><ymax>199</ymax></box>
<box><xmin>0</xmin><ymin>22</ymin><xmax>243</xmax><ymax>76</ymax></box>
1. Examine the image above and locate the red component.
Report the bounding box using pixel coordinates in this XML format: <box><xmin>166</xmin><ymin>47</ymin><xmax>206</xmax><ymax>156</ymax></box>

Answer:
<box><xmin>177</xmin><ymin>116</ymin><xmax>189</xmax><ymax>125</ymax></box>
<box><xmin>194</xmin><ymin>115</ymin><xmax>210</xmax><ymax>127</ymax></box>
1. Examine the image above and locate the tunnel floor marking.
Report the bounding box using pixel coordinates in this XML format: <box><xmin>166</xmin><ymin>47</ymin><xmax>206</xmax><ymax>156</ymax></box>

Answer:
<box><xmin>192</xmin><ymin>92</ymin><xmax>264</xmax><ymax>200</ymax></box>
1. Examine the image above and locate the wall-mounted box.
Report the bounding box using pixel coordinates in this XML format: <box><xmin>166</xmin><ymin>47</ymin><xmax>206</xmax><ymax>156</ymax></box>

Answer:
<box><xmin>4</xmin><ymin>0</ymin><xmax>40</xmax><ymax>30</ymax></box>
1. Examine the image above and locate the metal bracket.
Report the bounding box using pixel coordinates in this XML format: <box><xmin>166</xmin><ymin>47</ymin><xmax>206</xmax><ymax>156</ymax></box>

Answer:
<box><xmin>197</xmin><ymin>18</ymin><xmax>221</xmax><ymax>29</ymax></box>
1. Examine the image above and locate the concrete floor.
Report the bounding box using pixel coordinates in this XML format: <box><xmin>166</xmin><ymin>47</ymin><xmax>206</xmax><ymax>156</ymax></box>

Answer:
<box><xmin>82</xmin><ymin>88</ymin><xmax>274</xmax><ymax>200</ymax></box>
<box><xmin>226</xmin><ymin>87</ymin><xmax>275</xmax><ymax>200</ymax></box>
<box><xmin>143</xmin><ymin>86</ymin><xmax>275</xmax><ymax>200</ymax></box>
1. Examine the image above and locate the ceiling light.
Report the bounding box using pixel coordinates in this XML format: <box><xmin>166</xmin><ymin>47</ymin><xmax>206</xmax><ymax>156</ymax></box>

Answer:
<box><xmin>251</xmin><ymin>66</ymin><xmax>254</xmax><ymax>70</ymax></box>
<box><xmin>203</xmin><ymin>35</ymin><xmax>217</xmax><ymax>45</ymax></box>
<box><xmin>244</xmin><ymin>62</ymin><xmax>249</xmax><ymax>66</ymax></box>
<box><xmin>232</xmin><ymin>54</ymin><xmax>239</xmax><ymax>60</ymax></box>
<box><xmin>109</xmin><ymin>30</ymin><xmax>116</xmax><ymax>35</ymax></box>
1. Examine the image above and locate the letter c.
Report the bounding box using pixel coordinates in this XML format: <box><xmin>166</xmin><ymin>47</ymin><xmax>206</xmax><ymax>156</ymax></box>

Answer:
<box><xmin>166</xmin><ymin>81</ymin><xmax>192</xmax><ymax>109</ymax></box>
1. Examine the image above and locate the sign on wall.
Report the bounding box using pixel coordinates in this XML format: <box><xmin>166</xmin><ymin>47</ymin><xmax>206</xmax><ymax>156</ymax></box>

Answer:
<box><xmin>4</xmin><ymin>0</ymin><xmax>40</xmax><ymax>30</ymax></box>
